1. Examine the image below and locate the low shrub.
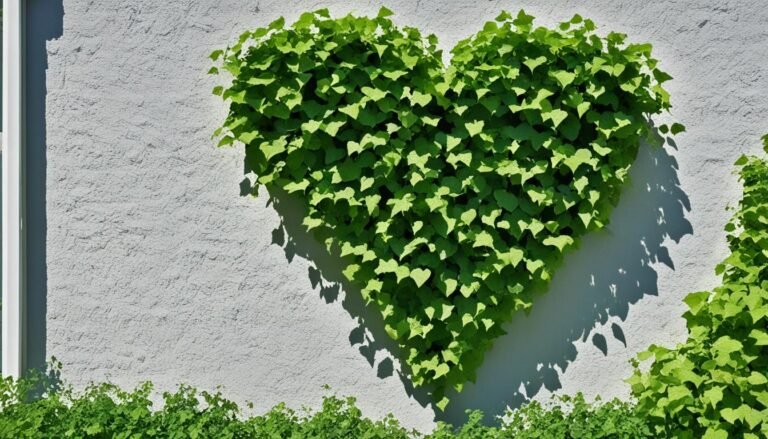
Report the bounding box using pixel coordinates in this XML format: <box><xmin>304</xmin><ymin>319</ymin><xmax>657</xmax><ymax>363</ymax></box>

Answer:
<box><xmin>0</xmin><ymin>369</ymin><xmax>650</xmax><ymax>438</ymax></box>
<box><xmin>0</xmin><ymin>373</ymin><xmax>410</xmax><ymax>438</ymax></box>
<box><xmin>431</xmin><ymin>394</ymin><xmax>652</xmax><ymax>438</ymax></box>
<box><xmin>628</xmin><ymin>136</ymin><xmax>768</xmax><ymax>438</ymax></box>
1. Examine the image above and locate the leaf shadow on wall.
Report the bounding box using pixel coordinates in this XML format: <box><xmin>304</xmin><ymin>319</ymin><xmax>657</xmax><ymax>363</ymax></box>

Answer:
<box><xmin>260</xmin><ymin>135</ymin><xmax>692</xmax><ymax>418</ymax></box>
<box><xmin>263</xmin><ymin>186</ymin><xmax>433</xmax><ymax>404</ymax></box>
<box><xmin>439</xmin><ymin>138</ymin><xmax>692</xmax><ymax>424</ymax></box>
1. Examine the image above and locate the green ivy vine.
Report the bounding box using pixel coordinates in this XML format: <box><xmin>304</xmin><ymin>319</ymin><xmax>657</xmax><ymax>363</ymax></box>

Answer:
<box><xmin>211</xmin><ymin>8</ymin><xmax>677</xmax><ymax>408</ymax></box>
<box><xmin>629</xmin><ymin>135</ymin><xmax>768</xmax><ymax>438</ymax></box>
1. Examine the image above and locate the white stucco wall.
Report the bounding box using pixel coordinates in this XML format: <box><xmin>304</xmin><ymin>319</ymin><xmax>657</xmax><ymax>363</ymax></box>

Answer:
<box><xmin>26</xmin><ymin>0</ymin><xmax>768</xmax><ymax>431</ymax></box>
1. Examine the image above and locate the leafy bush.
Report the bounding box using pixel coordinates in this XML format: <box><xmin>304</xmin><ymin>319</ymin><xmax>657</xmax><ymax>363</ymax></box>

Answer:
<box><xmin>0</xmin><ymin>374</ymin><xmax>411</xmax><ymax>438</ymax></box>
<box><xmin>211</xmin><ymin>7</ymin><xmax>676</xmax><ymax>406</ymax></box>
<box><xmin>0</xmin><ymin>371</ymin><xmax>651</xmax><ymax>438</ymax></box>
<box><xmin>431</xmin><ymin>394</ymin><xmax>652</xmax><ymax>439</ymax></box>
<box><xmin>628</xmin><ymin>135</ymin><xmax>768</xmax><ymax>438</ymax></box>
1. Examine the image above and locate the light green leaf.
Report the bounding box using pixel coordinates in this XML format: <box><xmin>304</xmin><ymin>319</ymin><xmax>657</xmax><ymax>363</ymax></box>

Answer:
<box><xmin>543</xmin><ymin>235</ymin><xmax>574</xmax><ymax>251</ymax></box>
<box><xmin>683</xmin><ymin>291</ymin><xmax>710</xmax><ymax>315</ymax></box>
<box><xmin>411</xmin><ymin>268</ymin><xmax>432</xmax><ymax>288</ymax></box>
<box><xmin>377</xmin><ymin>6</ymin><xmax>394</xmax><ymax>18</ymax></box>
<box><xmin>473</xmin><ymin>231</ymin><xmax>494</xmax><ymax>249</ymax></box>
<box><xmin>498</xmin><ymin>248</ymin><xmax>524</xmax><ymax>267</ymax></box>
<box><xmin>465</xmin><ymin>120</ymin><xmax>485</xmax><ymax>137</ymax></box>
<box><xmin>375</xmin><ymin>259</ymin><xmax>398</xmax><ymax>275</ymax></box>
<box><xmin>322</xmin><ymin>121</ymin><xmax>346</xmax><ymax>137</ymax></box>
<box><xmin>434</xmin><ymin>363</ymin><xmax>450</xmax><ymax>378</ymax></box>
<box><xmin>750</xmin><ymin>329</ymin><xmax>768</xmax><ymax>346</ymax></box>
<box><xmin>446</xmin><ymin>135</ymin><xmax>462</xmax><ymax>151</ymax></box>
<box><xmin>460</xmin><ymin>209</ymin><xmax>477</xmax><ymax>225</ymax></box>
<box><xmin>261</xmin><ymin>138</ymin><xmax>287</xmax><ymax>160</ymax></box>
<box><xmin>547</xmin><ymin>109</ymin><xmax>569</xmax><ymax>128</ymax></box>
<box><xmin>410</xmin><ymin>91</ymin><xmax>433</xmax><ymax>107</ymax></box>
<box><xmin>702</xmin><ymin>428</ymin><xmax>728</xmax><ymax>439</ymax></box>
<box><xmin>442</xmin><ymin>278</ymin><xmax>458</xmax><ymax>297</ymax></box>
<box><xmin>552</xmin><ymin>70</ymin><xmax>576</xmax><ymax>88</ymax></box>
<box><xmin>524</xmin><ymin>55</ymin><xmax>547</xmax><ymax>73</ymax></box>
<box><xmin>283</xmin><ymin>180</ymin><xmax>309</xmax><ymax>193</ymax></box>
<box><xmin>712</xmin><ymin>336</ymin><xmax>743</xmax><ymax>354</ymax></box>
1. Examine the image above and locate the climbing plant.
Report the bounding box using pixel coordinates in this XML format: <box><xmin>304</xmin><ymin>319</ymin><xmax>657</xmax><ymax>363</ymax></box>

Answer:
<box><xmin>628</xmin><ymin>135</ymin><xmax>768</xmax><ymax>438</ymax></box>
<box><xmin>211</xmin><ymin>8</ymin><xmax>676</xmax><ymax>407</ymax></box>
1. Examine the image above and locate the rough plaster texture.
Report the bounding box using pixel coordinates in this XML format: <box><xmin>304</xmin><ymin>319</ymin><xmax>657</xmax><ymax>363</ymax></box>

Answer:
<box><xmin>25</xmin><ymin>0</ymin><xmax>768</xmax><ymax>431</ymax></box>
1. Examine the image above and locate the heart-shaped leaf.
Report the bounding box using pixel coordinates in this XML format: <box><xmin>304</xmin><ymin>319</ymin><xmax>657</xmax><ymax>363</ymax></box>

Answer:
<box><xmin>212</xmin><ymin>8</ymin><xmax>674</xmax><ymax>406</ymax></box>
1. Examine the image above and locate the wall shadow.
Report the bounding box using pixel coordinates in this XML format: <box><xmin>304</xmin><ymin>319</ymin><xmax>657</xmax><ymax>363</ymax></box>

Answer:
<box><xmin>25</xmin><ymin>0</ymin><xmax>64</xmax><ymax>373</ymax></box>
<box><xmin>263</xmin><ymin>183</ymin><xmax>434</xmax><ymax>406</ymax></box>
<box><xmin>439</xmin><ymin>139</ymin><xmax>692</xmax><ymax>424</ymax></box>
<box><xmin>260</xmin><ymin>135</ymin><xmax>690</xmax><ymax>416</ymax></box>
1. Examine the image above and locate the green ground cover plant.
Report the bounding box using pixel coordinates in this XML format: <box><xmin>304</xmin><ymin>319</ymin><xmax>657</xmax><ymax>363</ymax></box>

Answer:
<box><xmin>211</xmin><ymin>8</ymin><xmax>676</xmax><ymax>407</ymax></box>
<box><xmin>0</xmin><ymin>370</ymin><xmax>651</xmax><ymax>438</ymax></box>
<box><xmin>628</xmin><ymin>135</ymin><xmax>768</xmax><ymax>438</ymax></box>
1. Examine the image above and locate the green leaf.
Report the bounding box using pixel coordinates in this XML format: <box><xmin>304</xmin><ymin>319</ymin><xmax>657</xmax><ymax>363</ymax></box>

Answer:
<box><xmin>734</xmin><ymin>154</ymin><xmax>749</xmax><ymax>166</ymax></box>
<box><xmin>711</xmin><ymin>336</ymin><xmax>742</xmax><ymax>354</ymax></box>
<box><xmin>498</xmin><ymin>248</ymin><xmax>524</xmax><ymax>267</ymax></box>
<box><xmin>750</xmin><ymin>329</ymin><xmax>768</xmax><ymax>346</ymax></box>
<box><xmin>547</xmin><ymin>109</ymin><xmax>569</xmax><ymax>128</ymax></box>
<box><xmin>683</xmin><ymin>291</ymin><xmax>710</xmax><ymax>315</ymax></box>
<box><xmin>543</xmin><ymin>235</ymin><xmax>574</xmax><ymax>251</ymax></box>
<box><xmin>552</xmin><ymin>70</ymin><xmax>576</xmax><ymax>88</ymax></box>
<box><xmin>261</xmin><ymin>138</ymin><xmax>287</xmax><ymax>160</ymax></box>
<box><xmin>701</xmin><ymin>386</ymin><xmax>723</xmax><ymax>409</ymax></box>
<box><xmin>268</xmin><ymin>16</ymin><xmax>286</xmax><ymax>30</ymax></box>
<box><xmin>720</xmin><ymin>407</ymin><xmax>738</xmax><ymax>424</ymax></box>
<box><xmin>493</xmin><ymin>190</ymin><xmax>518</xmax><ymax>212</ymax></box>
<box><xmin>563</xmin><ymin>148</ymin><xmax>593</xmax><ymax>173</ymax></box>
<box><xmin>445</xmin><ymin>135</ymin><xmax>462</xmax><ymax>152</ymax></box>
<box><xmin>388</xmin><ymin>194</ymin><xmax>415</xmax><ymax>216</ymax></box>
<box><xmin>473</xmin><ymin>231</ymin><xmax>494</xmax><ymax>248</ymax></box>
<box><xmin>670</xmin><ymin>122</ymin><xmax>686</xmax><ymax>135</ymax></box>
<box><xmin>323</xmin><ymin>121</ymin><xmax>346</xmax><ymax>137</ymax></box>
<box><xmin>342</xmin><ymin>264</ymin><xmax>361</xmax><ymax>281</ymax></box>
<box><xmin>702</xmin><ymin>429</ymin><xmax>728</xmax><ymax>439</ymax></box>
<box><xmin>442</xmin><ymin>278</ymin><xmax>458</xmax><ymax>297</ymax></box>
<box><xmin>435</xmin><ymin>396</ymin><xmax>450</xmax><ymax>411</ymax></box>
<box><xmin>410</xmin><ymin>91</ymin><xmax>433</xmax><ymax>107</ymax></box>
<box><xmin>460</xmin><ymin>209</ymin><xmax>477</xmax><ymax>225</ymax></box>
<box><xmin>465</xmin><ymin>120</ymin><xmax>485</xmax><ymax>137</ymax></box>
<box><xmin>283</xmin><ymin>180</ymin><xmax>309</xmax><ymax>193</ymax></box>
<box><xmin>361</xmin><ymin>86</ymin><xmax>387</xmax><ymax>101</ymax></box>
<box><xmin>375</xmin><ymin>259</ymin><xmax>399</xmax><ymax>275</ymax></box>
<box><xmin>239</xmin><ymin>131</ymin><xmax>259</xmax><ymax>145</ymax></box>
<box><xmin>523</xmin><ymin>55</ymin><xmax>547</xmax><ymax>73</ymax></box>
<box><xmin>209</xmin><ymin>49</ymin><xmax>224</xmax><ymax>61</ymax></box>
<box><xmin>410</xmin><ymin>268</ymin><xmax>432</xmax><ymax>288</ymax></box>
<box><xmin>576</xmin><ymin>101</ymin><xmax>591</xmax><ymax>118</ymax></box>
<box><xmin>377</xmin><ymin>6</ymin><xmax>394</xmax><ymax>18</ymax></box>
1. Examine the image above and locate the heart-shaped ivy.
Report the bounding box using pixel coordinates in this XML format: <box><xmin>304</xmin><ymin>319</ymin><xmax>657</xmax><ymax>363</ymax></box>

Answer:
<box><xmin>211</xmin><ymin>8</ymin><xmax>675</xmax><ymax>408</ymax></box>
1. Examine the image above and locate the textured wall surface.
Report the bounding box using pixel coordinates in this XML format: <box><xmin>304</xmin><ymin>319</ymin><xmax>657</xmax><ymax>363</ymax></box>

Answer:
<box><xmin>28</xmin><ymin>0</ymin><xmax>768</xmax><ymax>431</ymax></box>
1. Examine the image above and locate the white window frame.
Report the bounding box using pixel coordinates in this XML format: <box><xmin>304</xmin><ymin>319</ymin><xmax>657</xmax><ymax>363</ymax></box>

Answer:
<box><xmin>2</xmin><ymin>0</ymin><xmax>25</xmax><ymax>378</ymax></box>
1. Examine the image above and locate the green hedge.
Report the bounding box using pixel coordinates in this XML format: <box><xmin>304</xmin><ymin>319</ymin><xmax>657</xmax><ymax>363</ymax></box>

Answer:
<box><xmin>0</xmin><ymin>370</ymin><xmax>650</xmax><ymax>438</ymax></box>
<box><xmin>629</xmin><ymin>136</ymin><xmax>768</xmax><ymax>438</ymax></box>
